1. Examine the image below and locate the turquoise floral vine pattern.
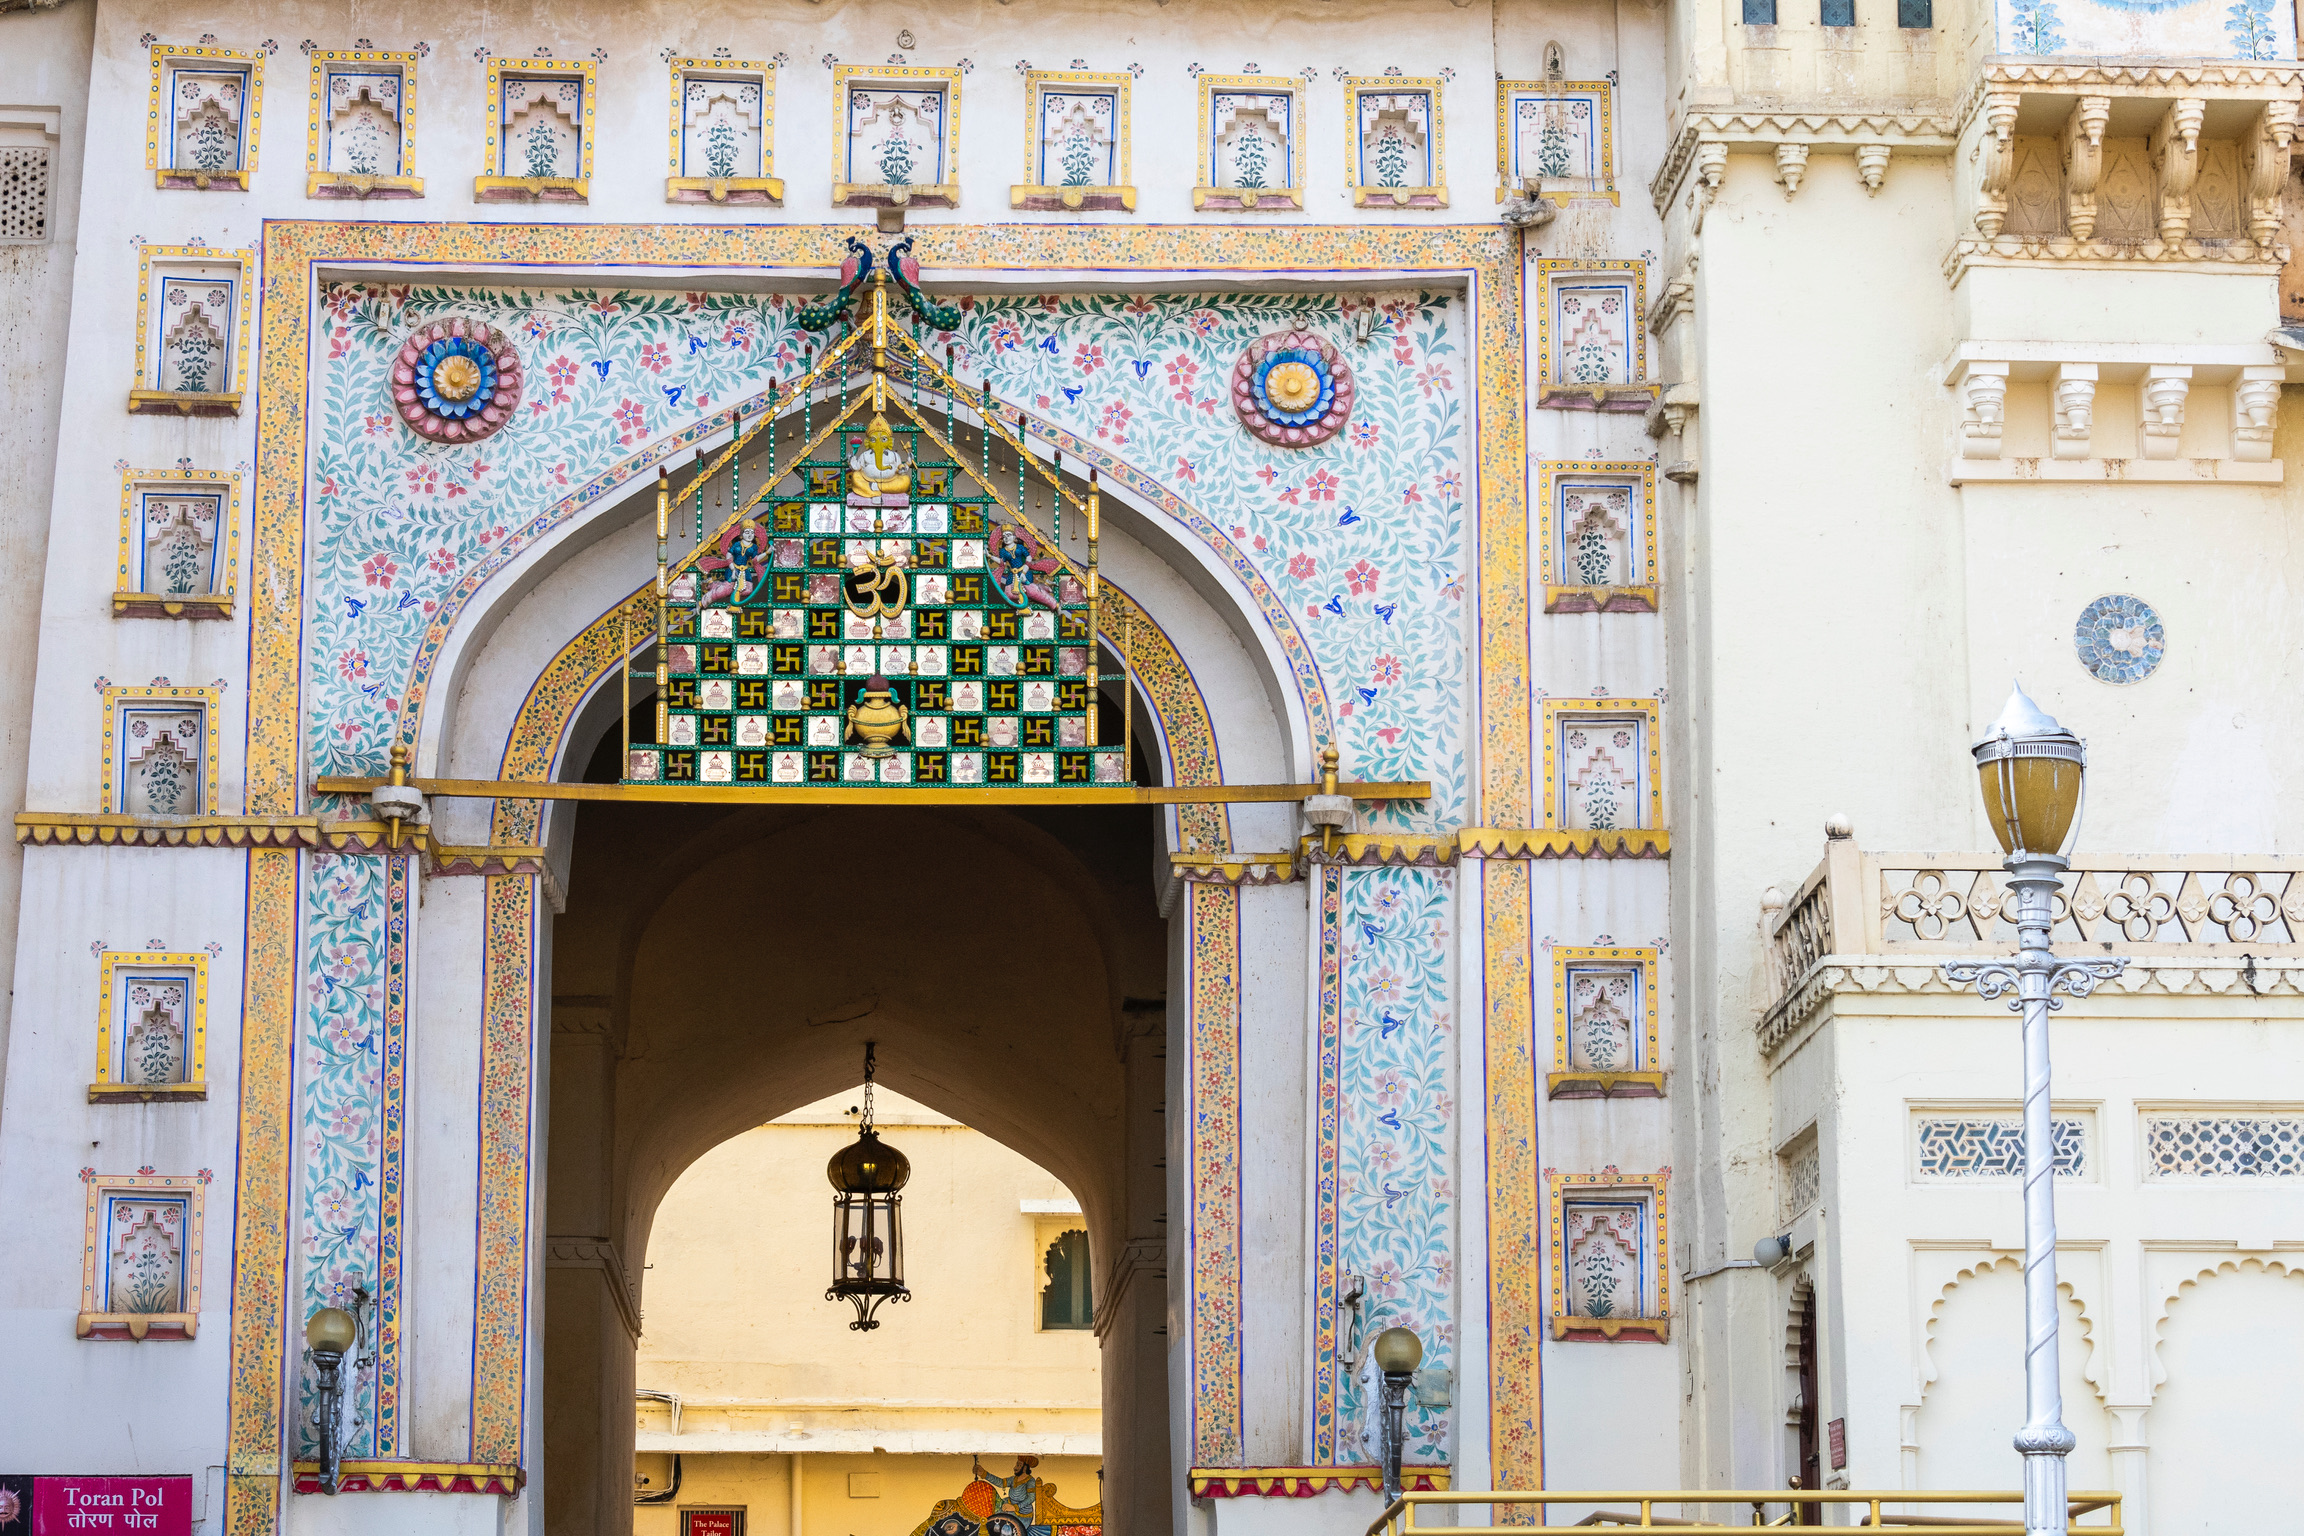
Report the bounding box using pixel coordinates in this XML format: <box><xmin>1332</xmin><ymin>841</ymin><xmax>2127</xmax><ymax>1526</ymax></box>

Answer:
<box><xmin>305</xmin><ymin>284</ymin><xmax>1464</xmax><ymax>828</ymax></box>
<box><xmin>295</xmin><ymin>849</ymin><xmax>391</xmax><ymax>1457</ymax></box>
<box><xmin>1335</xmin><ymin>866</ymin><xmax>1455</xmax><ymax>1462</ymax></box>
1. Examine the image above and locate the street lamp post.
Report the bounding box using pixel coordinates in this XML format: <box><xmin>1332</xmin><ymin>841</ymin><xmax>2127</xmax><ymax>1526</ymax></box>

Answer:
<box><xmin>1942</xmin><ymin>686</ymin><xmax>2124</xmax><ymax>1536</ymax></box>
<box><xmin>1371</xmin><ymin>1325</ymin><xmax>1423</xmax><ymax>1507</ymax></box>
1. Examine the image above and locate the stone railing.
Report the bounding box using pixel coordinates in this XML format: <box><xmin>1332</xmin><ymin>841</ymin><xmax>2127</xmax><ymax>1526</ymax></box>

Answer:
<box><xmin>1756</xmin><ymin>835</ymin><xmax>2304</xmax><ymax>1049</ymax></box>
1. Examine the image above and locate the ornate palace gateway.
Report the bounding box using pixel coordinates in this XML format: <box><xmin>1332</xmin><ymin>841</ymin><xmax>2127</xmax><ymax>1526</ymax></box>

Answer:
<box><xmin>5</xmin><ymin>1</ymin><xmax>2304</xmax><ymax>1535</ymax></box>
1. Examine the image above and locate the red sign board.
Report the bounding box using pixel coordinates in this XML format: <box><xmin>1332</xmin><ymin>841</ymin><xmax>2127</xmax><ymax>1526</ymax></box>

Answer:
<box><xmin>681</xmin><ymin>1511</ymin><xmax>743</xmax><ymax>1536</ymax></box>
<box><xmin>21</xmin><ymin>1477</ymin><xmax>194</xmax><ymax>1536</ymax></box>
<box><xmin>1827</xmin><ymin>1418</ymin><xmax>1848</xmax><ymax>1470</ymax></box>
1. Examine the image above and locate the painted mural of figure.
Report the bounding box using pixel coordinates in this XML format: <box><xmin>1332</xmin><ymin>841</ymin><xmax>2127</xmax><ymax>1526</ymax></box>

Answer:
<box><xmin>699</xmin><ymin>518</ymin><xmax>769</xmax><ymax>605</ymax></box>
<box><xmin>987</xmin><ymin>525</ymin><xmax>1060</xmax><ymax>611</ymax></box>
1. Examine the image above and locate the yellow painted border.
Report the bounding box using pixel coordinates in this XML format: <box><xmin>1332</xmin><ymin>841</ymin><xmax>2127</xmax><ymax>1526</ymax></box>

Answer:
<box><xmin>1545</xmin><ymin>1168</ymin><xmax>1669</xmax><ymax>1338</ymax></box>
<box><xmin>132</xmin><ymin>246</ymin><xmax>255</xmax><ymax>407</ymax></box>
<box><xmin>145</xmin><ymin>44</ymin><xmax>264</xmax><ymax>188</ymax></box>
<box><xmin>1533</xmin><ymin>258</ymin><xmax>1650</xmax><ymax>393</ymax></box>
<box><xmin>115</xmin><ymin>467</ymin><xmax>243</xmax><ymax>612</ymax></box>
<box><xmin>1495</xmin><ymin>80</ymin><xmax>1618</xmax><ymax>205</ymax></box>
<box><xmin>665</xmin><ymin>58</ymin><xmax>782</xmax><ymax>203</ymax></box>
<box><xmin>1343</xmin><ymin>77</ymin><xmax>1447</xmax><ymax>207</ymax></box>
<box><xmin>93</xmin><ymin>950</ymin><xmax>211</xmax><ymax>1099</ymax></box>
<box><xmin>480</xmin><ymin>58</ymin><xmax>596</xmax><ymax>195</ymax></box>
<box><xmin>831</xmin><ymin>64</ymin><xmax>962</xmax><ymax>203</ymax></box>
<box><xmin>79</xmin><ymin>1170</ymin><xmax>208</xmax><ymax>1338</ymax></box>
<box><xmin>1548</xmin><ymin>945</ymin><xmax>1659</xmax><ymax>1077</ymax></box>
<box><xmin>305</xmin><ymin>51</ymin><xmax>421</xmax><ymax>197</ymax></box>
<box><xmin>1196</xmin><ymin>75</ymin><xmax>1305</xmax><ymax>209</ymax></box>
<box><xmin>1015</xmin><ymin>70</ymin><xmax>1135</xmax><ymax>208</ymax></box>
<box><xmin>1539</xmin><ymin>697</ymin><xmax>1663</xmax><ymax>832</ymax></box>
<box><xmin>101</xmin><ymin>684</ymin><xmax>224</xmax><ymax>816</ymax></box>
<box><xmin>1534</xmin><ymin>460</ymin><xmax>1658</xmax><ymax>589</ymax></box>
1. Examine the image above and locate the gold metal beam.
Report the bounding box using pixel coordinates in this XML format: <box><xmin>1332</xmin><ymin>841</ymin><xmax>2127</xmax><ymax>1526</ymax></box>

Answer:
<box><xmin>311</xmin><ymin>776</ymin><xmax>1430</xmax><ymax>806</ymax></box>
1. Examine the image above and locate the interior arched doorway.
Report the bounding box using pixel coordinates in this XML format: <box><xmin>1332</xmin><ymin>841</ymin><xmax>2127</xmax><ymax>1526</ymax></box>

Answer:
<box><xmin>540</xmin><ymin>787</ymin><xmax>1172</xmax><ymax>1536</ymax></box>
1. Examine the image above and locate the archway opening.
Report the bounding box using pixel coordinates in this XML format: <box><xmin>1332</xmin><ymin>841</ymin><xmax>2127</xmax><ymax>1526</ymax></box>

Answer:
<box><xmin>539</xmin><ymin>718</ymin><xmax>1175</xmax><ymax>1536</ymax></box>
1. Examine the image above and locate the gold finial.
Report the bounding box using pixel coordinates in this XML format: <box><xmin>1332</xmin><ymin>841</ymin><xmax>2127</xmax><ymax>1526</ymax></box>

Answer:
<box><xmin>1321</xmin><ymin>743</ymin><xmax>1340</xmax><ymax>798</ymax></box>
<box><xmin>388</xmin><ymin>740</ymin><xmax>411</xmax><ymax>788</ymax></box>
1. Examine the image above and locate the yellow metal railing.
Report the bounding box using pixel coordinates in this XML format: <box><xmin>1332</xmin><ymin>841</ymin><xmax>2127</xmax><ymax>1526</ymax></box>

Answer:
<box><xmin>1366</xmin><ymin>1490</ymin><xmax>2122</xmax><ymax>1536</ymax></box>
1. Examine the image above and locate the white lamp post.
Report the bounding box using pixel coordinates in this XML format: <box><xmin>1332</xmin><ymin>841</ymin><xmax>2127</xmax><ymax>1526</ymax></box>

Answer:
<box><xmin>1943</xmin><ymin>686</ymin><xmax>2124</xmax><ymax>1536</ymax></box>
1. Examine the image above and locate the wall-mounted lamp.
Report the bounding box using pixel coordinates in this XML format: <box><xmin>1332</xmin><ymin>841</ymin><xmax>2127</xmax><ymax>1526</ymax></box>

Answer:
<box><xmin>305</xmin><ymin>1286</ymin><xmax>373</xmax><ymax>1494</ymax></box>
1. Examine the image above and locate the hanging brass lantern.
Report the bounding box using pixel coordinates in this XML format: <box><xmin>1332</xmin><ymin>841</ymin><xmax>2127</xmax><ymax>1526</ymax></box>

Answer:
<box><xmin>826</xmin><ymin>1042</ymin><xmax>911</xmax><ymax>1331</ymax></box>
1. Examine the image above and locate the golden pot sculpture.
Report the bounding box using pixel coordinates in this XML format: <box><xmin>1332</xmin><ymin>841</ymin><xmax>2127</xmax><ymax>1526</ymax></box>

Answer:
<box><xmin>845</xmin><ymin>677</ymin><xmax>910</xmax><ymax>758</ymax></box>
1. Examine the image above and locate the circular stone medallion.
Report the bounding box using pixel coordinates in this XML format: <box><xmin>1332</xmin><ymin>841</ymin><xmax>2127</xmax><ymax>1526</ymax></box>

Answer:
<box><xmin>391</xmin><ymin>318</ymin><xmax>525</xmax><ymax>445</ymax></box>
<box><xmin>2074</xmin><ymin>593</ymin><xmax>2165</xmax><ymax>684</ymax></box>
<box><xmin>1231</xmin><ymin>329</ymin><xmax>1355</xmax><ymax>448</ymax></box>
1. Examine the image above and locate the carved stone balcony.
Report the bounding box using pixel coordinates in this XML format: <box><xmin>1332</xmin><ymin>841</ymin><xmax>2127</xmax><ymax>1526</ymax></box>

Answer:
<box><xmin>1757</xmin><ymin>834</ymin><xmax>2304</xmax><ymax>1056</ymax></box>
<box><xmin>1951</xmin><ymin>59</ymin><xmax>2304</xmax><ymax>284</ymax></box>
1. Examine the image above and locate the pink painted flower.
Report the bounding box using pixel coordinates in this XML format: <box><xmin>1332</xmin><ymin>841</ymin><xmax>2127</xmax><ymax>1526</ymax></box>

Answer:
<box><xmin>1287</xmin><ymin>552</ymin><xmax>1316</xmax><ymax>581</ymax></box>
<box><xmin>1125</xmin><ymin>293</ymin><xmax>1156</xmax><ymax>315</ymax></box>
<box><xmin>362</xmin><ymin>413</ymin><xmax>392</xmax><ymax>435</ymax></box>
<box><xmin>427</xmin><ymin>547</ymin><xmax>458</xmax><ymax>576</ymax></box>
<box><xmin>1393</xmin><ymin>339</ymin><xmax>1416</xmax><ymax>366</ymax></box>
<box><xmin>1305</xmin><ymin>469</ymin><xmax>1339</xmax><ymax>501</ymax></box>
<box><xmin>361</xmin><ymin>553</ymin><xmax>398</xmax><ymax>588</ymax></box>
<box><xmin>547</xmin><ymin>356</ymin><xmax>579</xmax><ymax>389</ymax></box>
<box><xmin>1346</xmin><ymin>559</ymin><xmax>1380</xmax><ymax>595</ymax></box>
<box><xmin>614</xmin><ymin>398</ymin><xmax>646</xmax><ymax>440</ymax></box>
<box><xmin>1348</xmin><ymin>419</ymin><xmax>1379</xmax><ymax>449</ymax></box>
<box><xmin>404</xmin><ymin>466</ymin><xmax>438</xmax><ymax>495</ymax></box>
<box><xmin>639</xmin><ymin>341</ymin><xmax>671</xmax><ymax>373</ymax></box>
<box><xmin>318</xmin><ymin>476</ymin><xmax>339</xmax><ymax>498</ymax></box>
<box><xmin>1098</xmin><ymin>400</ymin><xmax>1132</xmax><ymax>442</ymax></box>
<box><xmin>1186</xmin><ymin>309</ymin><xmax>1219</xmax><ymax>337</ymax></box>
<box><xmin>988</xmin><ymin>319</ymin><xmax>1023</xmax><ymax>352</ymax></box>
<box><xmin>1435</xmin><ymin>470</ymin><xmax>1461</xmax><ymax>499</ymax></box>
<box><xmin>1373</xmin><ymin>1067</ymin><xmax>1409</xmax><ymax>1105</ymax></box>
<box><xmin>548</xmin><ymin>463</ymin><xmax>570</xmax><ymax>486</ymax></box>
<box><xmin>1367</xmin><ymin>965</ymin><xmax>1402</xmax><ymax>1001</ymax></box>
<box><xmin>1415</xmin><ymin>363</ymin><xmax>1453</xmax><ymax>397</ymax></box>
<box><xmin>337</xmin><ymin>649</ymin><xmax>368</xmax><ymax>680</ymax></box>
<box><xmin>1255</xmin><ymin>465</ymin><xmax>1279</xmax><ymax>486</ymax></box>
<box><xmin>1074</xmin><ymin>341</ymin><xmax>1105</xmax><ymax>374</ymax></box>
<box><xmin>1277</xmin><ymin>484</ymin><xmax>1303</xmax><ymax>506</ymax></box>
<box><xmin>1175</xmin><ymin>457</ymin><xmax>1198</xmax><ymax>483</ymax></box>
<box><xmin>1165</xmin><ymin>355</ymin><xmax>1199</xmax><ymax>399</ymax></box>
<box><xmin>1401</xmin><ymin>482</ymin><xmax>1424</xmax><ymax>504</ymax></box>
<box><xmin>588</xmin><ymin>295</ymin><xmax>621</xmax><ymax>316</ymax></box>
<box><xmin>1371</xmin><ymin>654</ymin><xmax>1402</xmax><ymax>686</ymax></box>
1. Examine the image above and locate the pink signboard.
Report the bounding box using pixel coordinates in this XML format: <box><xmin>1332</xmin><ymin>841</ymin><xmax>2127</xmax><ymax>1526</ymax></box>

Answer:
<box><xmin>23</xmin><ymin>1478</ymin><xmax>193</xmax><ymax>1536</ymax></box>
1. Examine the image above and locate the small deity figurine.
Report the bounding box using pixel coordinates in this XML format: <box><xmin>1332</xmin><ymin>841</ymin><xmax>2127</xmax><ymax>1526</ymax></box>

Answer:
<box><xmin>698</xmin><ymin>518</ymin><xmax>769</xmax><ymax>606</ymax></box>
<box><xmin>847</xmin><ymin>411</ymin><xmax>913</xmax><ymax>500</ymax></box>
<box><xmin>987</xmin><ymin>525</ymin><xmax>1061</xmax><ymax>611</ymax></box>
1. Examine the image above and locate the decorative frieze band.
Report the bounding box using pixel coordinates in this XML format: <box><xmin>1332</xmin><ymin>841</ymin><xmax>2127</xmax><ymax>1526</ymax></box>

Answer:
<box><xmin>1171</xmin><ymin>826</ymin><xmax>1673</xmax><ymax>884</ymax></box>
<box><xmin>1649</xmin><ymin>110</ymin><xmax>1957</xmax><ymax>212</ymax></box>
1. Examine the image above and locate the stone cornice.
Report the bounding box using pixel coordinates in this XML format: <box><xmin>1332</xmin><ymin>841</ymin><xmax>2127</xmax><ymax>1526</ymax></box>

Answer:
<box><xmin>1758</xmin><ymin>953</ymin><xmax>2304</xmax><ymax>1057</ymax></box>
<box><xmin>1173</xmin><ymin>826</ymin><xmax>1673</xmax><ymax>883</ymax></box>
<box><xmin>14</xmin><ymin>811</ymin><xmax>425</xmax><ymax>852</ymax></box>
<box><xmin>1954</xmin><ymin>58</ymin><xmax>2304</xmax><ymax>138</ymax></box>
<box><xmin>1651</xmin><ymin>110</ymin><xmax>1958</xmax><ymax>212</ymax></box>
<box><xmin>1944</xmin><ymin>235</ymin><xmax>2287</xmax><ymax>284</ymax></box>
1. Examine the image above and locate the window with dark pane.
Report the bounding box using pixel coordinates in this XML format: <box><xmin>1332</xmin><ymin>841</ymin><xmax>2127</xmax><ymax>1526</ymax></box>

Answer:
<box><xmin>1743</xmin><ymin>0</ymin><xmax>1777</xmax><ymax>21</ymax></box>
<box><xmin>1040</xmin><ymin>1229</ymin><xmax>1093</xmax><ymax>1330</ymax></box>
<box><xmin>1897</xmin><ymin>0</ymin><xmax>1933</xmax><ymax>26</ymax></box>
<box><xmin>1821</xmin><ymin>0</ymin><xmax>1855</xmax><ymax>23</ymax></box>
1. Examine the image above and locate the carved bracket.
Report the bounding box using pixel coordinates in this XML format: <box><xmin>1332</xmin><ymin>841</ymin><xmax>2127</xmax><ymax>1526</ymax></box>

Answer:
<box><xmin>2139</xmin><ymin>365</ymin><xmax>2193</xmax><ymax>459</ymax></box>
<box><xmin>2149</xmin><ymin>98</ymin><xmax>2206</xmax><ymax>244</ymax></box>
<box><xmin>2052</xmin><ymin>363</ymin><xmax>2098</xmax><ymax>460</ymax></box>
<box><xmin>2061</xmin><ymin>96</ymin><xmax>2110</xmax><ymax>242</ymax></box>
<box><xmin>1974</xmin><ymin>92</ymin><xmax>2020</xmax><ymax>238</ymax></box>
<box><xmin>1956</xmin><ymin>361</ymin><xmax>2010</xmax><ymax>458</ymax></box>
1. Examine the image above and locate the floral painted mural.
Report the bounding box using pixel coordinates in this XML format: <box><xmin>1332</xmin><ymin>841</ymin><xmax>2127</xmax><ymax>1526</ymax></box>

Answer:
<box><xmin>303</xmin><ymin>282</ymin><xmax>1467</xmax><ymax>827</ymax></box>
<box><xmin>1333</xmin><ymin>865</ymin><xmax>1455</xmax><ymax>1463</ymax></box>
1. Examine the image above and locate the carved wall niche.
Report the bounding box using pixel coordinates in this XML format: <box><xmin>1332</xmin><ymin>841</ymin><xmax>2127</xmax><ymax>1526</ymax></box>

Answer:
<box><xmin>1014</xmin><ymin>70</ymin><xmax>1133</xmax><ymax>211</ymax></box>
<box><xmin>145</xmin><ymin>45</ymin><xmax>263</xmax><ymax>190</ymax></box>
<box><xmin>1497</xmin><ymin>79</ymin><xmax>1616</xmax><ymax>203</ymax></box>
<box><xmin>1196</xmin><ymin>76</ymin><xmax>1303</xmax><ymax>211</ymax></box>
<box><xmin>92</xmin><ymin>950</ymin><xmax>210</xmax><ymax>1101</ymax></box>
<box><xmin>102</xmin><ymin>685</ymin><xmax>221</xmax><ymax>817</ymax></box>
<box><xmin>1549</xmin><ymin>946</ymin><xmax>1663</xmax><ymax>1098</ymax></box>
<box><xmin>1534</xmin><ymin>259</ymin><xmax>1654</xmax><ymax>409</ymax></box>
<box><xmin>1346</xmin><ymin>77</ymin><xmax>1446</xmax><ymax>209</ymax></box>
<box><xmin>668</xmin><ymin>61</ymin><xmax>780</xmax><ymax>205</ymax></box>
<box><xmin>78</xmin><ymin>1173</ymin><xmax>207</xmax><ymax>1340</ymax></box>
<box><xmin>1537</xmin><ymin>461</ymin><xmax>1658</xmax><ymax>611</ymax></box>
<box><xmin>114</xmin><ymin>468</ymin><xmax>240</xmax><ymax>618</ymax></box>
<box><xmin>478</xmin><ymin>59</ymin><xmax>593</xmax><ymax>203</ymax></box>
<box><xmin>129</xmin><ymin>248</ymin><xmax>252</xmax><ymax>416</ymax></box>
<box><xmin>1546</xmin><ymin>1169</ymin><xmax>1670</xmax><ymax>1342</ymax></box>
<box><xmin>1541</xmin><ymin>698</ymin><xmax>1664</xmax><ymax>832</ymax></box>
<box><xmin>833</xmin><ymin>65</ymin><xmax>961</xmax><ymax>210</ymax></box>
<box><xmin>306</xmin><ymin>52</ymin><xmax>421</xmax><ymax>199</ymax></box>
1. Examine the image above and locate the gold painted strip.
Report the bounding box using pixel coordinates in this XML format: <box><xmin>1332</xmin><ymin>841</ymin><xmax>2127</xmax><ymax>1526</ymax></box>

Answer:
<box><xmin>313</xmin><ymin>776</ymin><xmax>1430</xmax><ymax>805</ymax></box>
